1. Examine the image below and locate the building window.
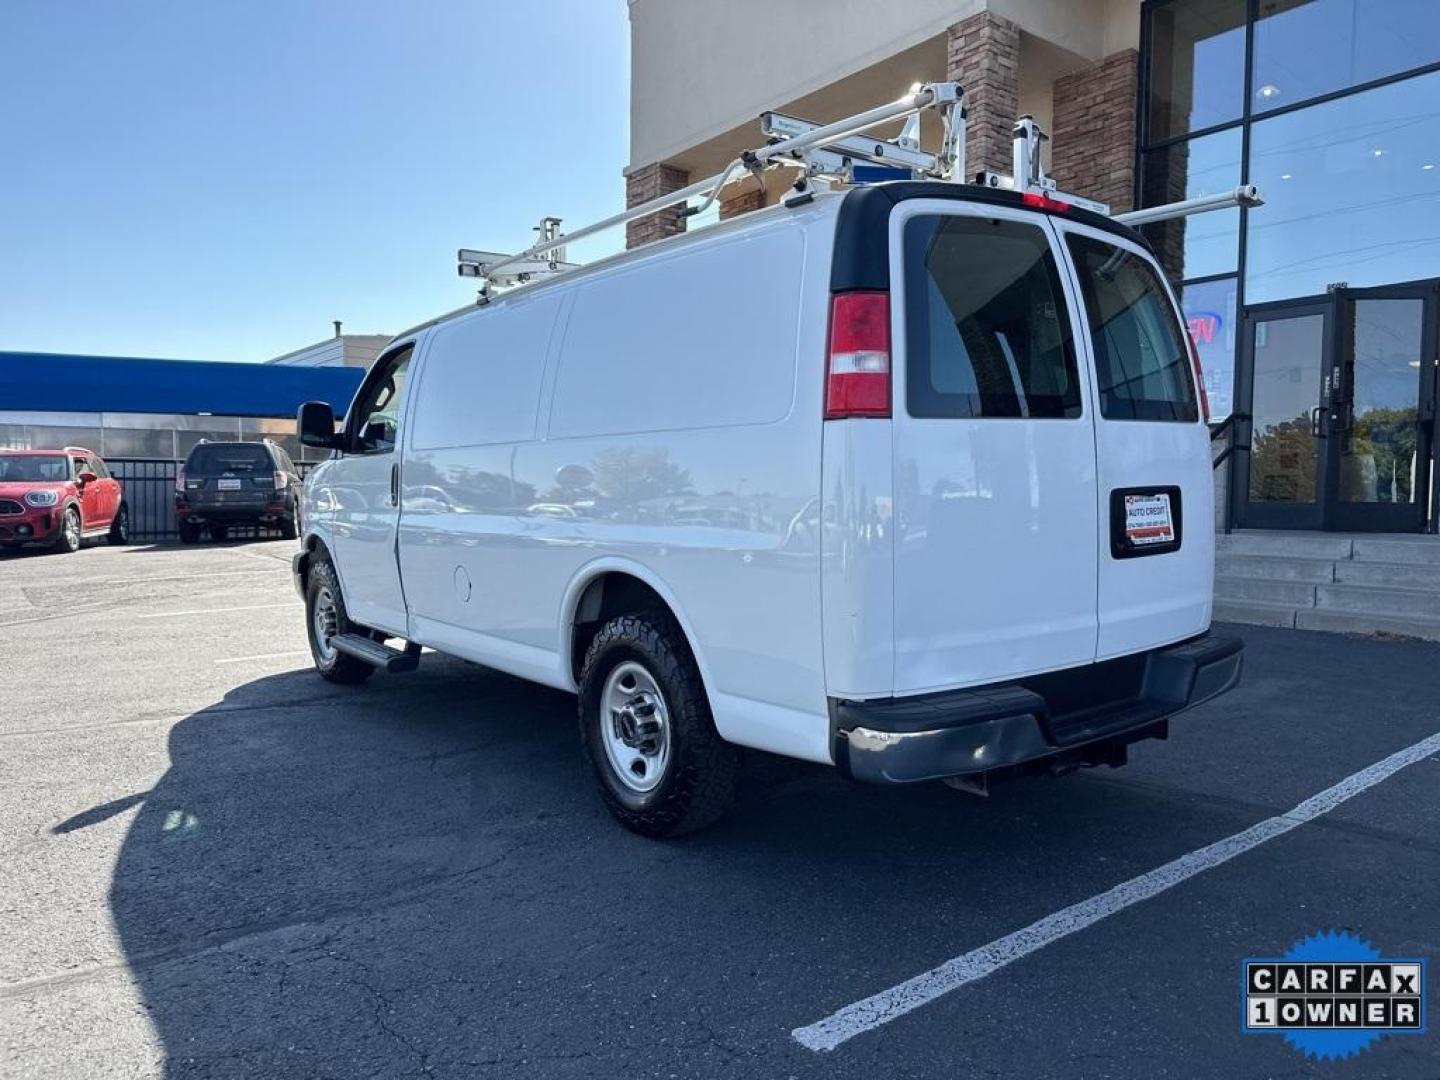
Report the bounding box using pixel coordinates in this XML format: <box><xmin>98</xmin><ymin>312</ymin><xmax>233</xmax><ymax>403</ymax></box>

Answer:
<box><xmin>1140</xmin><ymin>127</ymin><xmax>1243</xmax><ymax>281</ymax></box>
<box><xmin>1245</xmin><ymin>69</ymin><xmax>1440</xmax><ymax>304</ymax></box>
<box><xmin>1252</xmin><ymin>0</ymin><xmax>1440</xmax><ymax>115</ymax></box>
<box><xmin>1144</xmin><ymin>0</ymin><xmax>1247</xmax><ymax>141</ymax></box>
<box><xmin>1180</xmin><ymin>277</ymin><xmax>1238</xmax><ymax>421</ymax></box>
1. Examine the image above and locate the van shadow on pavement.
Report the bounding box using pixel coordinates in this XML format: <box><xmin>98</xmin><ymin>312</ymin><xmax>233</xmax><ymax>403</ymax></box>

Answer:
<box><xmin>95</xmin><ymin>630</ymin><xmax>1440</xmax><ymax>1078</ymax></box>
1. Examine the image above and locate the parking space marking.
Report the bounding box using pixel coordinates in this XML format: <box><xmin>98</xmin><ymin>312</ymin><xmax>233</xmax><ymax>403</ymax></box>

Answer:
<box><xmin>138</xmin><ymin>602</ymin><xmax>300</xmax><ymax>619</ymax></box>
<box><xmin>213</xmin><ymin>650</ymin><xmax>311</xmax><ymax>665</ymax></box>
<box><xmin>792</xmin><ymin>728</ymin><xmax>1440</xmax><ymax>1053</ymax></box>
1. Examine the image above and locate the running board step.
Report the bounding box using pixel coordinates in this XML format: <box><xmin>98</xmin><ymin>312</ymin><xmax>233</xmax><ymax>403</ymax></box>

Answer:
<box><xmin>331</xmin><ymin>633</ymin><xmax>421</xmax><ymax>673</ymax></box>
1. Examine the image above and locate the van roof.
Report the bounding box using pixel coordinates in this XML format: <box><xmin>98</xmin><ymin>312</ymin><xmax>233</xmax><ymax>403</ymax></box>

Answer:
<box><xmin>392</xmin><ymin>180</ymin><xmax>1153</xmax><ymax>344</ymax></box>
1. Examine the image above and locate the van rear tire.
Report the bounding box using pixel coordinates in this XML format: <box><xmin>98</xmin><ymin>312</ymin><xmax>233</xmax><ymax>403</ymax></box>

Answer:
<box><xmin>578</xmin><ymin>612</ymin><xmax>740</xmax><ymax>837</ymax></box>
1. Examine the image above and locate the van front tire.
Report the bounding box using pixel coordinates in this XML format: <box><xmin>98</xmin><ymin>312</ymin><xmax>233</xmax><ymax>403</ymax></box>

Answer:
<box><xmin>305</xmin><ymin>556</ymin><xmax>375</xmax><ymax>685</ymax></box>
<box><xmin>578</xmin><ymin>612</ymin><xmax>740</xmax><ymax>837</ymax></box>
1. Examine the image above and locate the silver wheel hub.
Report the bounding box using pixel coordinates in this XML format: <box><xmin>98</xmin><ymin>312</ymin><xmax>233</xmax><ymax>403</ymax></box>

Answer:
<box><xmin>65</xmin><ymin>513</ymin><xmax>79</xmax><ymax>546</ymax></box>
<box><xmin>600</xmin><ymin>661</ymin><xmax>671</xmax><ymax>794</ymax></box>
<box><xmin>312</xmin><ymin>586</ymin><xmax>338</xmax><ymax>663</ymax></box>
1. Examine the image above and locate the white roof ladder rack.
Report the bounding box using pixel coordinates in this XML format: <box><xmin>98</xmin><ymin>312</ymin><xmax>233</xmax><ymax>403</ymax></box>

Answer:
<box><xmin>457</xmin><ymin>88</ymin><xmax>1263</xmax><ymax>299</ymax></box>
<box><xmin>978</xmin><ymin>114</ymin><xmax>1264</xmax><ymax>224</ymax></box>
<box><xmin>457</xmin><ymin>81</ymin><xmax>967</xmax><ymax>297</ymax></box>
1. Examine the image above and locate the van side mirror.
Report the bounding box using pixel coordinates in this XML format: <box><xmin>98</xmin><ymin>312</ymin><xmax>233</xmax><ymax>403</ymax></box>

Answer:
<box><xmin>298</xmin><ymin>401</ymin><xmax>340</xmax><ymax>449</ymax></box>
<box><xmin>77</xmin><ymin>470</ymin><xmax>98</xmax><ymax>486</ymax></box>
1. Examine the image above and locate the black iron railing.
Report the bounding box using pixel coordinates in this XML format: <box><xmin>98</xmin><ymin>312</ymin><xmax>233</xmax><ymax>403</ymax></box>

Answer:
<box><xmin>107</xmin><ymin>458</ymin><xmax>316</xmax><ymax>541</ymax></box>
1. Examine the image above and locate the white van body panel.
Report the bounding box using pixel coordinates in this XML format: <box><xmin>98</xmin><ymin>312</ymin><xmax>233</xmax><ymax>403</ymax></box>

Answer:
<box><xmin>300</xmin><ymin>184</ymin><xmax>1233</xmax><ymax>784</ymax></box>
<box><xmin>390</xmin><ymin>204</ymin><xmax>837</xmax><ymax>763</ymax></box>
<box><xmin>1048</xmin><ymin>218</ymin><xmax>1215</xmax><ymax>657</ymax></box>
<box><xmin>887</xmin><ymin>199</ymin><xmax>1101</xmax><ymax>695</ymax></box>
<box><xmin>819</xmin><ymin>419</ymin><xmax>895</xmax><ymax>698</ymax></box>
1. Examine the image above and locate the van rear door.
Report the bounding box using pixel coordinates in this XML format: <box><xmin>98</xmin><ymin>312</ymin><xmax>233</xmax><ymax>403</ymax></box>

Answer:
<box><xmin>889</xmin><ymin>200</ymin><xmax>1100</xmax><ymax>694</ymax></box>
<box><xmin>1051</xmin><ymin>221</ymin><xmax>1214</xmax><ymax>658</ymax></box>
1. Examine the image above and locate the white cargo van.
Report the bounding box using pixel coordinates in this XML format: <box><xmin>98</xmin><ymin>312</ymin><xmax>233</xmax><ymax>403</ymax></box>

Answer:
<box><xmin>293</xmin><ymin>178</ymin><xmax>1242</xmax><ymax>836</ymax></box>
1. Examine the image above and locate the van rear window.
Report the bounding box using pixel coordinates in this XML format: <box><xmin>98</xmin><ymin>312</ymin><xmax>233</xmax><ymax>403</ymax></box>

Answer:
<box><xmin>1066</xmin><ymin>235</ymin><xmax>1199</xmax><ymax>422</ymax></box>
<box><xmin>903</xmin><ymin>215</ymin><xmax>1082</xmax><ymax>420</ymax></box>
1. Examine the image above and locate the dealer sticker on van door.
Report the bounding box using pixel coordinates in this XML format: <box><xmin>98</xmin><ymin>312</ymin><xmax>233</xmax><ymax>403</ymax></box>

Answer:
<box><xmin>1123</xmin><ymin>492</ymin><xmax>1174</xmax><ymax>546</ymax></box>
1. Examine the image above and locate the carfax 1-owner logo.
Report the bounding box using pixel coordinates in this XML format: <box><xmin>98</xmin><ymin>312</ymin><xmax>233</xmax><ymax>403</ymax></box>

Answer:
<box><xmin>1243</xmin><ymin>930</ymin><xmax>1427</xmax><ymax>1060</ymax></box>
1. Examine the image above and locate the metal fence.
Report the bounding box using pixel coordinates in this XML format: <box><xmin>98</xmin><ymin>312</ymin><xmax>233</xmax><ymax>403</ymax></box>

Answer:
<box><xmin>108</xmin><ymin>458</ymin><xmax>316</xmax><ymax>542</ymax></box>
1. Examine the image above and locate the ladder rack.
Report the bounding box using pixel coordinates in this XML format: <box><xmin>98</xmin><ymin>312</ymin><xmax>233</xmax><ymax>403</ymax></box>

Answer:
<box><xmin>459</xmin><ymin>81</ymin><xmax>965</xmax><ymax>294</ymax></box>
<box><xmin>457</xmin><ymin>88</ymin><xmax>1263</xmax><ymax>298</ymax></box>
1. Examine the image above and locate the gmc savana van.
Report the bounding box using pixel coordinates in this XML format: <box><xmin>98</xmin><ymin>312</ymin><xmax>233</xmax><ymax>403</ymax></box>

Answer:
<box><xmin>292</xmin><ymin>179</ymin><xmax>1242</xmax><ymax>836</ymax></box>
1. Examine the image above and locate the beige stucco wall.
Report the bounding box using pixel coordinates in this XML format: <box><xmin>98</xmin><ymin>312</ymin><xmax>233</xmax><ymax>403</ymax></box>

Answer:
<box><xmin>628</xmin><ymin>0</ymin><xmax>1142</xmax><ymax>173</ymax></box>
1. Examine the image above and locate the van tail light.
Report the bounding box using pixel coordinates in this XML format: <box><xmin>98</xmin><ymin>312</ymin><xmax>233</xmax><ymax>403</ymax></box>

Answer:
<box><xmin>825</xmin><ymin>291</ymin><xmax>891</xmax><ymax>419</ymax></box>
<box><xmin>174</xmin><ymin>467</ymin><xmax>186</xmax><ymax>494</ymax></box>
<box><xmin>1186</xmin><ymin>332</ymin><xmax>1211</xmax><ymax>423</ymax></box>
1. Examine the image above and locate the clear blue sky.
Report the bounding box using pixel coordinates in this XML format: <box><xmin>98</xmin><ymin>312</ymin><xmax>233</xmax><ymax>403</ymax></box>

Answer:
<box><xmin>0</xmin><ymin>1</ymin><xmax>630</xmax><ymax>363</ymax></box>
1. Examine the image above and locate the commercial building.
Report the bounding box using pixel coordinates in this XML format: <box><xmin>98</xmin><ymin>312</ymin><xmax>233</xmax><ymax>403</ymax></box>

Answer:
<box><xmin>266</xmin><ymin>326</ymin><xmax>393</xmax><ymax>370</ymax></box>
<box><xmin>625</xmin><ymin>0</ymin><xmax>1440</xmax><ymax>541</ymax></box>
<box><xmin>0</xmin><ymin>351</ymin><xmax>363</xmax><ymax>463</ymax></box>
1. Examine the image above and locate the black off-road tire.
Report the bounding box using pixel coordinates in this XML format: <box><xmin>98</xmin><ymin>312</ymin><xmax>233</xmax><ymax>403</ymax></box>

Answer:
<box><xmin>305</xmin><ymin>556</ymin><xmax>375</xmax><ymax>685</ymax></box>
<box><xmin>54</xmin><ymin>506</ymin><xmax>82</xmax><ymax>554</ymax></box>
<box><xmin>578</xmin><ymin>612</ymin><xmax>740</xmax><ymax>838</ymax></box>
<box><xmin>178</xmin><ymin>521</ymin><xmax>200</xmax><ymax>544</ymax></box>
<box><xmin>108</xmin><ymin>503</ymin><xmax>130</xmax><ymax>545</ymax></box>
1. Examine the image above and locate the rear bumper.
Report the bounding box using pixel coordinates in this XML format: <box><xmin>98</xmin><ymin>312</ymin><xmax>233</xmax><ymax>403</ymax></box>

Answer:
<box><xmin>832</xmin><ymin>633</ymin><xmax>1243</xmax><ymax>784</ymax></box>
<box><xmin>177</xmin><ymin>496</ymin><xmax>292</xmax><ymax>524</ymax></box>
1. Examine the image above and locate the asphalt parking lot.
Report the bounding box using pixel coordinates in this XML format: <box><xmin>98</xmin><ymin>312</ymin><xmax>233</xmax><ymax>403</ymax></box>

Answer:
<box><xmin>2</xmin><ymin>540</ymin><xmax>1439</xmax><ymax>1079</ymax></box>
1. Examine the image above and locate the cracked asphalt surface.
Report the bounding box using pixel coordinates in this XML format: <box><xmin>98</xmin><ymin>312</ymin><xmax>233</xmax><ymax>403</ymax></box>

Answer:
<box><xmin>2</xmin><ymin>539</ymin><xmax>1439</xmax><ymax>1078</ymax></box>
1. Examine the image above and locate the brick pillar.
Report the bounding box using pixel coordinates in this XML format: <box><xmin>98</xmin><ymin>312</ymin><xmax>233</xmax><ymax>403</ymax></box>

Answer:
<box><xmin>1050</xmin><ymin>49</ymin><xmax>1139</xmax><ymax>214</ymax></box>
<box><xmin>719</xmin><ymin>186</ymin><xmax>765</xmax><ymax>220</ymax></box>
<box><xmin>946</xmin><ymin>12</ymin><xmax>1020</xmax><ymax>179</ymax></box>
<box><xmin>625</xmin><ymin>162</ymin><xmax>690</xmax><ymax>249</ymax></box>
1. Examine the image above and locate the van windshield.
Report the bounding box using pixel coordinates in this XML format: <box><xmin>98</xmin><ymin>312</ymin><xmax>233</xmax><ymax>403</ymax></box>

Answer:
<box><xmin>187</xmin><ymin>444</ymin><xmax>270</xmax><ymax>475</ymax></box>
<box><xmin>1066</xmin><ymin>235</ymin><xmax>1199</xmax><ymax>422</ymax></box>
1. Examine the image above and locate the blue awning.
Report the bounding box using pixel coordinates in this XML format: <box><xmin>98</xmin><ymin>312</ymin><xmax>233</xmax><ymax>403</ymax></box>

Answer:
<box><xmin>0</xmin><ymin>351</ymin><xmax>365</xmax><ymax>419</ymax></box>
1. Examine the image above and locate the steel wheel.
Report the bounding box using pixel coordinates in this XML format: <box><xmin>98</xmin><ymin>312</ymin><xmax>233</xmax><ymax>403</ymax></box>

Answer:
<box><xmin>312</xmin><ymin>584</ymin><xmax>339</xmax><ymax>664</ymax></box>
<box><xmin>599</xmin><ymin>660</ymin><xmax>672</xmax><ymax>794</ymax></box>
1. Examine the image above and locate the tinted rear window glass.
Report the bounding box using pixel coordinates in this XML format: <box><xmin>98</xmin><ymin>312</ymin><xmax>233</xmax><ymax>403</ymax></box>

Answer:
<box><xmin>187</xmin><ymin>444</ymin><xmax>270</xmax><ymax>474</ymax></box>
<box><xmin>1066</xmin><ymin>235</ymin><xmax>1198</xmax><ymax>422</ymax></box>
<box><xmin>904</xmin><ymin>215</ymin><xmax>1081</xmax><ymax>419</ymax></box>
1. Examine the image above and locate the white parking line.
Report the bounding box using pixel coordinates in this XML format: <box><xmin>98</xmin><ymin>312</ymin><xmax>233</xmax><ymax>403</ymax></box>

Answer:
<box><xmin>138</xmin><ymin>602</ymin><xmax>300</xmax><ymax>619</ymax></box>
<box><xmin>213</xmin><ymin>650</ymin><xmax>311</xmax><ymax>665</ymax></box>
<box><xmin>792</xmin><ymin>729</ymin><xmax>1440</xmax><ymax>1053</ymax></box>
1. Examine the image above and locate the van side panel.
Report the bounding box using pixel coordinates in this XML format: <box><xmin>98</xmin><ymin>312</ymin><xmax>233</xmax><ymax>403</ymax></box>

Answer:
<box><xmin>819</xmin><ymin>420</ymin><xmax>895</xmax><ymax>698</ymax></box>
<box><xmin>519</xmin><ymin>211</ymin><xmax>834</xmax><ymax>761</ymax></box>
<box><xmin>397</xmin><ymin>290</ymin><xmax>567</xmax><ymax>679</ymax></box>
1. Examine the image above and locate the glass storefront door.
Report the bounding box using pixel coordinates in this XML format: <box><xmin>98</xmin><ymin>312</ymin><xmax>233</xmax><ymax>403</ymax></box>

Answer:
<box><xmin>1234</xmin><ymin>282</ymin><xmax>1438</xmax><ymax>531</ymax></box>
<box><xmin>1235</xmin><ymin>302</ymin><xmax>1332</xmax><ymax>529</ymax></box>
<box><xmin>1326</xmin><ymin>284</ymin><xmax>1437</xmax><ymax>532</ymax></box>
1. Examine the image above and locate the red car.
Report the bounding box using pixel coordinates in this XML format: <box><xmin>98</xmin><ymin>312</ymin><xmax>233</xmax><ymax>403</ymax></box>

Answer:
<box><xmin>0</xmin><ymin>447</ymin><xmax>128</xmax><ymax>553</ymax></box>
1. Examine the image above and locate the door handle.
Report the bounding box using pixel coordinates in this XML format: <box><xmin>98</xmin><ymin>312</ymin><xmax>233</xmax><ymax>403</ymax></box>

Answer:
<box><xmin>389</xmin><ymin>463</ymin><xmax>399</xmax><ymax>507</ymax></box>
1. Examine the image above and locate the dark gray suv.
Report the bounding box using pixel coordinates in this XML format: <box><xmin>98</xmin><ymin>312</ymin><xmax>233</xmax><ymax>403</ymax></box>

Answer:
<box><xmin>175</xmin><ymin>440</ymin><xmax>301</xmax><ymax>543</ymax></box>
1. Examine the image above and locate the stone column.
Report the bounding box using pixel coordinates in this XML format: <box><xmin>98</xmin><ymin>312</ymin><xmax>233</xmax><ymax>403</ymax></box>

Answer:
<box><xmin>945</xmin><ymin>12</ymin><xmax>1021</xmax><ymax>179</ymax></box>
<box><xmin>1050</xmin><ymin>50</ymin><xmax>1140</xmax><ymax>214</ymax></box>
<box><xmin>625</xmin><ymin>162</ymin><xmax>690</xmax><ymax>249</ymax></box>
